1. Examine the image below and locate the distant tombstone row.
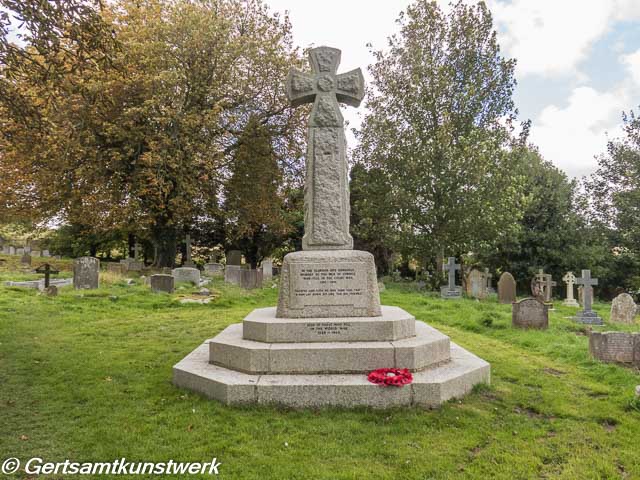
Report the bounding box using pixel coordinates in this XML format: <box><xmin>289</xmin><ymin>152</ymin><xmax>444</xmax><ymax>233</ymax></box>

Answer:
<box><xmin>1</xmin><ymin>245</ymin><xmax>50</xmax><ymax>257</ymax></box>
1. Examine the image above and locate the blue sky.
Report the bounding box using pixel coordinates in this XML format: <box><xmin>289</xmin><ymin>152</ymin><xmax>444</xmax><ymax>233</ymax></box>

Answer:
<box><xmin>265</xmin><ymin>0</ymin><xmax>640</xmax><ymax>178</ymax></box>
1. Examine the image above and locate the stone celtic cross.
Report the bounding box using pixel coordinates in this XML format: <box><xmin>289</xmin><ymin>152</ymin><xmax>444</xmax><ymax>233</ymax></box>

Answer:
<box><xmin>576</xmin><ymin>269</ymin><xmax>598</xmax><ymax>312</ymax></box>
<box><xmin>286</xmin><ymin>46</ymin><xmax>365</xmax><ymax>250</ymax></box>
<box><xmin>443</xmin><ymin>257</ymin><xmax>460</xmax><ymax>289</ymax></box>
<box><xmin>563</xmin><ymin>271</ymin><xmax>577</xmax><ymax>303</ymax></box>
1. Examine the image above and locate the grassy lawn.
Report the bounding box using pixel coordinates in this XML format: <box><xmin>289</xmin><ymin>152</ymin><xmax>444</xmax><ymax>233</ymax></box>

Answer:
<box><xmin>1</xmin><ymin>260</ymin><xmax>640</xmax><ymax>479</ymax></box>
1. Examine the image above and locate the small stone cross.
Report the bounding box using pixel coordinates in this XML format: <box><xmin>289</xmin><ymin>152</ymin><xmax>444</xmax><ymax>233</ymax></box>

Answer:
<box><xmin>576</xmin><ymin>270</ymin><xmax>598</xmax><ymax>312</ymax></box>
<box><xmin>286</xmin><ymin>46</ymin><xmax>365</xmax><ymax>250</ymax></box>
<box><xmin>443</xmin><ymin>257</ymin><xmax>460</xmax><ymax>289</ymax></box>
<box><xmin>35</xmin><ymin>263</ymin><xmax>59</xmax><ymax>288</ymax></box>
<box><xmin>563</xmin><ymin>271</ymin><xmax>577</xmax><ymax>303</ymax></box>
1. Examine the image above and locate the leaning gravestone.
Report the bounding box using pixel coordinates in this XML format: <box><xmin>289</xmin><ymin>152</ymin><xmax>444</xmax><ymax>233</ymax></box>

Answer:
<box><xmin>512</xmin><ymin>298</ymin><xmax>549</xmax><ymax>329</ymax></box>
<box><xmin>610</xmin><ymin>293</ymin><xmax>636</xmax><ymax>324</ymax></box>
<box><xmin>497</xmin><ymin>272</ymin><xmax>516</xmax><ymax>304</ymax></box>
<box><xmin>171</xmin><ymin>267</ymin><xmax>200</xmax><ymax>285</ymax></box>
<box><xmin>574</xmin><ymin>270</ymin><xmax>603</xmax><ymax>325</ymax></box>
<box><xmin>73</xmin><ymin>257</ymin><xmax>100</xmax><ymax>289</ymax></box>
<box><xmin>173</xmin><ymin>46</ymin><xmax>489</xmax><ymax>408</ymax></box>
<box><xmin>226</xmin><ymin>250</ymin><xmax>242</xmax><ymax>266</ymax></box>
<box><xmin>440</xmin><ymin>257</ymin><xmax>462</xmax><ymax>299</ymax></box>
<box><xmin>467</xmin><ymin>269</ymin><xmax>487</xmax><ymax>299</ymax></box>
<box><xmin>150</xmin><ymin>274</ymin><xmax>175</xmax><ymax>293</ymax></box>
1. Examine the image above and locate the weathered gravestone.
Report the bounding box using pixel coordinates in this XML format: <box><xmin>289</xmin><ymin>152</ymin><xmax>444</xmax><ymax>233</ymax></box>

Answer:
<box><xmin>107</xmin><ymin>263</ymin><xmax>124</xmax><ymax>274</ymax></box>
<box><xmin>484</xmin><ymin>268</ymin><xmax>495</xmax><ymax>294</ymax></box>
<box><xmin>497</xmin><ymin>272</ymin><xmax>516</xmax><ymax>304</ymax></box>
<box><xmin>240</xmin><ymin>269</ymin><xmax>263</xmax><ymax>289</ymax></box>
<box><xmin>150</xmin><ymin>274</ymin><xmax>175</xmax><ymax>293</ymax></box>
<box><xmin>41</xmin><ymin>250</ymin><xmax>50</xmax><ymax>257</ymax></box>
<box><xmin>226</xmin><ymin>250</ymin><xmax>242</xmax><ymax>266</ymax></box>
<box><xmin>20</xmin><ymin>253</ymin><xmax>31</xmax><ymax>265</ymax></box>
<box><xmin>440</xmin><ymin>257</ymin><xmax>462</xmax><ymax>299</ymax></box>
<box><xmin>31</xmin><ymin>250</ymin><xmax>41</xmax><ymax>257</ymax></box>
<box><xmin>562</xmin><ymin>271</ymin><xmax>579</xmax><ymax>307</ymax></box>
<box><xmin>512</xmin><ymin>298</ymin><xmax>549</xmax><ymax>329</ymax></box>
<box><xmin>261</xmin><ymin>258</ymin><xmax>273</xmax><ymax>282</ymax></box>
<box><xmin>574</xmin><ymin>270</ymin><xmax>603</xmax><ymax>325</ymax></box>
<box><xmin>224</xmin><ymin>265</ymin><xmax>242</xmax><ymax>285</ymax></box>
<box><xmin>171</xmin><ymin>267</ymin><xmax>200</xmax><ymax>285</ymax></box>
<box><xmin>610</xmin><ymin>293</ymin><xmax>636</xmax><ymax>324</ymax></box>
<box><xmin>589</xmin><ymin>332</ymin><xmax>640</xmax><ymax>366</ymax></box>
<box><xmin>173</xmin><ymin>46</ymin><xmax>490</xmax><ymax>408</ymax></box>
<box><xmin>204</xmin><ymin>263</ymin><xmax>224</xmax><ymax>277</ymax></box>
<box><xmin>16</xmin><ymin>248</ymin><xmax>24</xmax><ymax>256</ymax></box>
<box><xmin>8</xmin><ymin>246</ymin><xmax>16</xmax><ymax>255</ymax></box>
<box><xmin>73</xmin><ymin>257</ymin><xmax>100</xmax><ymax>289</ymax></box>
<box><xmin>467</xmin><ymin>269</ymin><xmax>487</xmax><ymax>299</ymax></box>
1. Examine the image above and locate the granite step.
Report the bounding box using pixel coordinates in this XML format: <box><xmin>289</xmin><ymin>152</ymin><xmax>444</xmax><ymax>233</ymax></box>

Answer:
<box><xmin>173</xmin><ymin>341</ymin><xmax>490</xmax><ymax>408</ymax></box>
<box><xmin>242</xmin><ymin>306</ymin><xmax>416</xmax><ymax>343</ymax></box>
<box><xmin>209</xmin><ymin>320</ymin><xmax>450</xmax><ymax>375</ymax></box>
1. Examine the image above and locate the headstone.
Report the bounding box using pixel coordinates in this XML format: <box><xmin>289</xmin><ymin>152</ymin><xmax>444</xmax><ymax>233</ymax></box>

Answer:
<box><xmin>107</xmin><ymin>263</ymin><xmax>124</xmax><ymax>274</ymax></box>
<box><xmin>227</xmin><ymin>250</ymin><xmax>242</xmax><ymax>266</ymax></box>
<box><xmin>183</xmin><ymin>234</ymin><xmax>195</xmax><ymax>268</ymax></box>
<box><xmin>224</xmin><ymin>265</ymin><xmax>242</xmax><ymax>285</ymax></box>
<box><xmin>574</xmin><ymin>270</ymin><xmax>603</xmax><ymax>325</ymax></box>
<box><xmin>497</xmin><ymin>272</ymin><xmax>516</xmax><ymax>304</ymax></box>
<box><xmin>31</xmin><ymin>250</ymin><xmax>41</xmax><ymax>257</ymax></box>
<box><xmin>261</xmin><ymin>258</ymin><xmax>273</xmax><ymax>281</ymax></box>
<box><xmin>484</xmin><ymin>268</ymin><xmax>495</xmax><ymax>294</ymax></box>
<box><xmin>35</xmin><ymin>263</ymin><xmax>59</xmax><ymax>288</ymax></box>
<box><xmin>20</xmin><ymin>254</ymin><xmax>31</xmax><ymax>265</ymax></box>
<box><xmin>171</xmin><ymin>267</ymin><xmax>200</xmax><ymax>285</ymax></box>
<box><xmin>589</xmin><ymin>332</ymin><xmax>640</xmax><ymax>365</ymax></box>
<box><xmin>240</xmin><ymin>269</ymin><xmax>263</xmax><ymax>289</ymax></box>
<box><xmin>16</xmin><ymin>247</ymin><xmax>24</xmax><ymax>255</ymax></box>
<box><xmin>120</xmin><ymin>258</ymin><xmax>143</xmax><ymax>272</ymax></box>
<box><xmin>42</xmin><ymin>250</ymin><xmax>50</xmax><ymax>257</ymax></box>
<box><xmin>150</xmin><ymin>274</ymin><xmax>175</xmax><ymax>293</ymax></box>
<box><xmin>440</xmin><ymin>257</ymin><xmax>462</xmax><ymax>299</ymax></box>
<box><xmin>467</xmin><ymin>269</ymin><xmax>487</xmax><ymax>299</ymax></box>
<box><xmin>512</xmin><ymin>298</ymin><xmax>549</xmax><ymax>329</ymax></box>
<box><xmin>73</xmin><ymin>257</ymin><xmax>100</xmax><ymax>289</ymax></box>
<box><xmin>562</xmin><ymin>271</ymin><xmax>579</xmax><ymax>307</ymax></box>
<box><xmin>8</xmin><ymin>246</ymin><xmax>16</xmax><ymax>255</ymax></box>
<box><xmin>204</xmin><ymin>263</ymin><xmax>224</xmax><ymax>277</ymax></box>
<box><xmin>610</xmin><ymin>293</ymin><xmax>636</xmax><ymax>324</ymax></box>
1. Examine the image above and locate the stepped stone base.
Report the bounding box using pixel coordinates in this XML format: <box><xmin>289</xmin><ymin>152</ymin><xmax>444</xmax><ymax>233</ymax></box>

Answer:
<box><xmin>173</xmin><ymin>340</ymin><xmax>489</xmax><ymax>408</ymax></box>
<box><xmin>574</xmin><ymin>310</ymin><xmax>604</xmax><ymax>325</ymax></box>
<box><xmin>243</xmin><ymin>306</ymin><xmax>415</xmax><ymax>343</ymax></box>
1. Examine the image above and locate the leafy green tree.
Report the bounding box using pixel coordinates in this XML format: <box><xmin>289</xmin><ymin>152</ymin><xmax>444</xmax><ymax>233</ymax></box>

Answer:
<box><xmin>354</xmin><ymin>0</ymin><xmax>525</xmax><ymax>272</ymax></box>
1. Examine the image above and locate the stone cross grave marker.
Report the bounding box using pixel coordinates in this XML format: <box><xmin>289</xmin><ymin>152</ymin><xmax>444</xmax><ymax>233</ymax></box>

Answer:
<box><xmin>286</xmin><ymin>46</ymin><xmax>364</xmax><ymax>250</ymax></box>
<box><xmin>484</xmin><ymin>268</ymin><xmax>494</xmax><ymax>293</ymax></box>
<box><xmin>184</xmin><ymin>234</ymin><xmax>195</xmax><ymax>267</ymax></box>
<box><xmin>35</xmin><ymin>263</ymin><xmax>59</xmax><ymax>288</ymax></box>
<box><xmin>497</xmin><ymin>272</ymin><xmax>516</xmax><ymax>304</ymax></box>
<box><xmin>441</xmin><ymin>257</ymin><xmax>462</xmax><ymax>298</ymax></box>
<box><xmin>574</xmin><ymin>269</ymin><xmax>603</xmax><ymax>325</ymax></box>
<box><xmin>544</xmin><ymin>274</ymin><xmax>557</xmax><ymax>303</ymax></box>
<box><xmin>562</xmin><ymin>271</ymin><xmax>579</xmax><ymax>307</ymax></box>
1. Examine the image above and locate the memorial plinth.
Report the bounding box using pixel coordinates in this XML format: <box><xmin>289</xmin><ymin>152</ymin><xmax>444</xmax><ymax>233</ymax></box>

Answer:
<box><xmin>173</xmin><ymin>46</ymin><xmax>489</xmax><ymax>408</ymax></box>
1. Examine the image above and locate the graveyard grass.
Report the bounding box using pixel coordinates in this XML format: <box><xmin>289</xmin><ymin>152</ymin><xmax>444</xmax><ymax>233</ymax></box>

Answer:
<box><xmin>1</xmin><ymin>261</ymin><xmax>640</xmax><ymax>479</ymax></box>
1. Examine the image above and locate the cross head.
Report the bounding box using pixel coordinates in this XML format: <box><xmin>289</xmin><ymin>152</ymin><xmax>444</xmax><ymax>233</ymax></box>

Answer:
<box><xmin>35</xmin><ymin>263</ymin><xmax>59</xmax><ymax>288</ymax></box>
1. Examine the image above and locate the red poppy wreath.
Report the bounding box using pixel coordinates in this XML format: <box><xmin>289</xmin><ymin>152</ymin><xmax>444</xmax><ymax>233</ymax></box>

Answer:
<box><xmin>367</xmin><ymin>368</ymin><xmax>413</xmax><ymax>387</ymax></box>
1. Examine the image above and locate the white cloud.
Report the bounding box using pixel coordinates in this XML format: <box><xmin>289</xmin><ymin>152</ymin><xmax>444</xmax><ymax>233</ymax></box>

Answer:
<box><xmin>530</xmin><ymin>87</ymin><xmax>628</xmax><ymax>177</ymax></box>
<box><xmin>621</xmin><ymin>49</ymin><xmax>640</xmax><ymax>86</ymax></box>
<box><xmin>490</xmin><ymin>0</ymin><xmax>640</xmax><ymax>78</ymax></box>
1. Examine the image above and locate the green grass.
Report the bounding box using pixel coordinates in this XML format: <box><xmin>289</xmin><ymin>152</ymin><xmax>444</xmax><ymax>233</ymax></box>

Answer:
<box><xmin>1</xmin><ymin>267</ymin><xmax>640</xmax><ymax>479</ymax></box>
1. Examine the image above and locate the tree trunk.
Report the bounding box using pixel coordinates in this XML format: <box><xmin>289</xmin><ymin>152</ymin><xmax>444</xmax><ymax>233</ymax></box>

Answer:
<box><xmin>152</xmin><ymin>222</ymin><xmax>177</xmax><ymax>268</ymax></box>
<box><xmin>128</xmin><ymin>233</ymin><xmax>135</xmax><ymax>258</ymax></box>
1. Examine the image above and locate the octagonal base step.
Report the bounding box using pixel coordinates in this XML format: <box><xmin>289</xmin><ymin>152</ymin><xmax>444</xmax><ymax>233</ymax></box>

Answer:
<box><xmin>210</xmin><ymin>321</ymin><xmax>450</xmax><ymax>374</ymax></box>
<box><xmin>173</xmin><ymin>341</ymin><xmax>490</xmax><ymax>408</ymax></box>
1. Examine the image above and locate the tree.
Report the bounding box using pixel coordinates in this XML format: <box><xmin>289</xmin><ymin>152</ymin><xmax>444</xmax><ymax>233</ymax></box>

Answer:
<box><xmin>223</xmin><ymin>116</ymin><xmax>293</xmax><ymax>268</ymax></box>
<box><xmin>0</xmin><ymin>0</ymin><xmax>305</xmax><ymax>266</ymax></box>
<box><xmin>353</xmin><ymin>0</ymin><xmax>525</xmax><ymax>271</ymax></box>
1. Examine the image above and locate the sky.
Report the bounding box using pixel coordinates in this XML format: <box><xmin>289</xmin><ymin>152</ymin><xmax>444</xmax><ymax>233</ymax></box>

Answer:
<box><xmin>265</xmin><ymin>0</ymin><xmax>640</xmax><ymax>178</ymax></box>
